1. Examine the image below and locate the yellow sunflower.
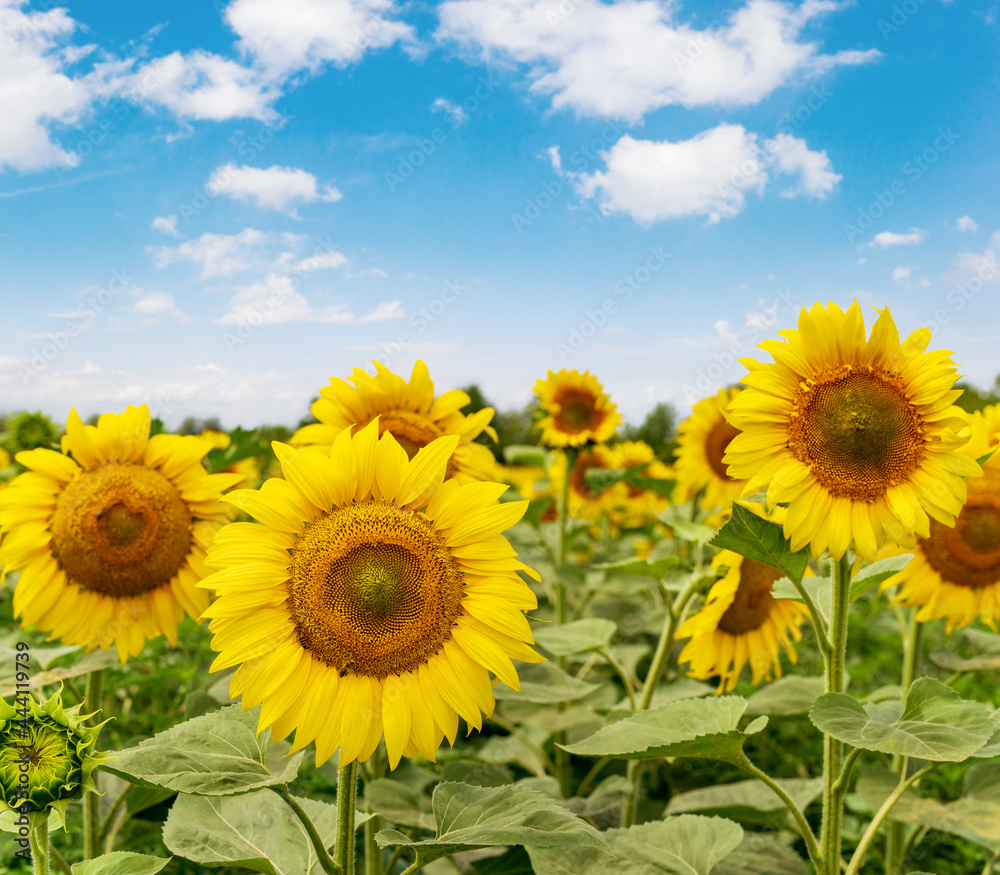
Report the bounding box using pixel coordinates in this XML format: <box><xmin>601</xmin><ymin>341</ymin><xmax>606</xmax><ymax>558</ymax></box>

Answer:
<box><xmin>602</xmin><ymin>440</ymin><xmax>674</xmax><ymax>527</ymax></box>
<box><xmin>534</xmin><ymin>369</ymin><xmax>621</xmax><ymax>448</ymax></box>
<box><xmin>548</xmin><ymin>445</ymin><xmax>618</xmax><ymax>520</ymax></box>
<box><xmin>677</xmin><ymin>550</ymin><xmax>809</xmax><ymax>693</ymax></box>
<box><xmin>292</xmin><ymin>361</ymin><xmax>497</xmax><ymax>484</ymax></box>
<box><xmin>200</xmin><ymin>421</ymin><xmax>544</xmax><ymax>771</ymax></box>
<box><xmin>883</xmin><ymin>404</ymin><xmax>1000</xmax><ymax>631</ymax></box>
<box><xmin>674</xmin><ymin>388</ymin><xmax>746</xmax><ymax>515</ymax></box>
<box><xmin>0</xmin><ymin>406</ymin><xmax>241</xmax><ymax>662</ymax></box>
<box><xmin>725</xmin><ymin>301</ymin><xmax>979</xmax><ymax>562</ymax></box>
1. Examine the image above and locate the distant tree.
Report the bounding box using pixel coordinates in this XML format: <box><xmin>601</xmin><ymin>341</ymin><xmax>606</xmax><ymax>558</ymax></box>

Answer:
<box><xmin>955</xmin><ymin>376</ymin><xmax>1000</xmax><ymax>414</ymax></box>
<box><xmin>178</xmin><ymin>416</ymin><xmax>223</xmax><ymax>435</ymax></box>
<box><xmin>1</xmin><ymin>411</ymin><xmax>60</xmax><ymax>453</ymax></box>
<box><xmin>459</xmin><ymin>385</ymin><xmax>538</xmax><ymax>462</ymax></box>
<box><xmin>619</xmin><ymin>402</ymin><xmax>678</xmax><ymax>461</ymax></box>
<box><xmin>254</xmin><ymin>424</ymin><xmax>294</xmax><ymax>445</ymax></box>
<box><xmin>460</xmin><ymin>385</ymin><xmax>491</xmax><ymax>416</ymax></box>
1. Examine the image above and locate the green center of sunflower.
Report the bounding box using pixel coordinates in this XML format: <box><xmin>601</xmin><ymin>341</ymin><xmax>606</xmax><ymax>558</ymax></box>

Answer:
<box><xmin>287</xmin><ymin>501</ymin><xmax>465</xmax><ymax>678</ymax></box>
<box><xmin>922</xmin><ymin>477</ymin><xmax>1000</xmax><ymax>588</ymax></box>
<box><xmin>705</xmin><ymin>418</ymin><xmax>741</xmax><ymax>481</ymax></box>
<box><xmin>789</xmin><ymin>367</ymin><xmax>924</xmax><ymax>502</ymax></box>
<box><xmin>717</xmin><ymin>559</ymin><xmax>781</xmax><ymax>634</ymax></box>
<box><xmin>50</xmin><ymin>463</ymin><xmax>192</xmax><ymax>598</ymax></box>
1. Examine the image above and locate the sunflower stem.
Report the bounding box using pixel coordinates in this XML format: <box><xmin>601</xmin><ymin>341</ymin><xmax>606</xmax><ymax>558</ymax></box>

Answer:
<box><xmin>600</xmin><ymin>646</ymin><xmax>636</xmax><ymax>712</ymax></box>
<box><xmin>28</xmin><ymin>813</ymin><xmax>50</xmax><ymax>875</ymax></box>
<box><xmin>336</xmin><ymin>762</ymin><xmax>360</xmax><ymax>875</ymax></box>
<box><xmin>789</xmin><ymin>576</ymin><xmax>832</xmax><ymax>657</ymax></box>
<box><xmin>820</xmin><ymin>553</ymin><xmax>852</xmax><ymax>875</ymax></box>
<box><xmin>554</xmin><ymin>447</ymin><xmax>577</xmax><ymax>799</ymax></box>
<box><xmin>82</xmin><ymin>668</ymin><xmax>104</xmax><ymax>861</ymax></box>
<box><xmin>278</xmin><ymin>784</ymin><xmax>341</xmax><ymax>875</ymax></box>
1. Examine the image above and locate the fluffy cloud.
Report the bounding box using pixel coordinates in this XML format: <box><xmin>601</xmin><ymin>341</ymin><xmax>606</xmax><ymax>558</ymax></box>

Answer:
<box><xmin>870</xmin><ymin>229</ymin><xmax>924</xmax><ymax>248</ymax></box>
<box><xmin>957</xmin><ymin>215</ymin><xmax>978</xmax><ymax>233</ymax></box>
<box><xmin>892</xmin><ymin>266</ymin><xmax>910</xmax><ymax>283</ymax></box>
<box><xmin>152</xmin><ymin>215</ymin><xmax>179</xmax><ymax>235</ymax></box>
<box><xmin>575</xmin><ymin>124</ymin><xmax>839</xmax><ymax>225</ymax></box>
<box><xmin>437</xmin><ymin>0</ymin><xmax>878</xmax><ymax>119</ymax></box>
<box><xmin>148</xmin><ymin>228</ymin><xmax>305</xmax><ymax>277</ymax></box>
<box><xmin>207</xmin><ymin>164</ymin><xmax>342</xmax><ymax>216</ymax></box>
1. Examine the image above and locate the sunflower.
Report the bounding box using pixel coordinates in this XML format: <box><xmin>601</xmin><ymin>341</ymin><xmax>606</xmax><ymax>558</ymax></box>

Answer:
<box><xmin>677</xmin><ymin>550</ymin><xmax>809</xmax><ymax>693</ymax></box>
<box><xmin>200</xmin><ymin>421</ymin><xmax>543</xmax><ymax>771</ymax></box>
<box><xmin>883</xmin><ymin>404</ymin><xmax>1000</xmax><ymax>631</ymax></box>
<box><xmin>548</xmin><ymin>445</ymin><xmax>618</xmax><ymax>520</ymax></box>
<box><xmin>292</xmin><ymin>361</ymin><xmax>497</xmax><ymax>484</ymax></box>
<box><xmin>0</xmin><ymin>406</ymin><xmax>241</xmax><ymax>662</ymax></box>
<box><xmin>725</xmin><ymin>302</ymin><xmax>979</xmax><ymax>562</ymax></box>
<box><xmin>534</xmin><ymin>369</ymin><xmax>621</xmax><ymax>448</ymax></box>
<box><xmin>602</xmin><ymin>440</ymin><xmax>674</xmax><ymax>527</ymax></box>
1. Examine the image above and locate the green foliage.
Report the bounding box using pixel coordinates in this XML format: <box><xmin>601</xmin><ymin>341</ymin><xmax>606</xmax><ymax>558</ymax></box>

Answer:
<box><xmin>71</xmin><ymin>853</ymin><xmax>171</xmax><ymax>875</ymax></box>
<box><xmin>1</xmin><ymin>409</ymin><xmax>60</xmax><ymax>453</ymax></box>
<box><xmin>619</xmin><ymin>402</ymin><xmax>678</xmax><ymax>461</ymax></box>
<box><xmin>709</xmin><ymin>502</ymin><xmax>810</xmax><ymax>582</ymax></box>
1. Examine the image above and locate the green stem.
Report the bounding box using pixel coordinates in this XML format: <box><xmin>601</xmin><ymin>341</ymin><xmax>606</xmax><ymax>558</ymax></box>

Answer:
<box><xmin>50</xmin><ymin>846</ymin><xmax>72</xmax><ymax>875</ymax></box>
<box><xmin>399</xmin><ymin>863</ymin><xmax>423</xmax><ymax>875</ymax></box>
<box><xmin>336</xmin><ymin>762</ymin><xmax>360</xmax><ymax>875</ymax></box>
<box><xmin>820</xmin><ymin>554</ymin><xmax>851</xmax><ymax>875</ymax></box>
<box><xmin>384</xmin><ymin>844</ymin><xmax>408</xmax><ymax>875</ymax></box>
<box><xmin>844</xmin><ymin>764</ymin><xmax>933</xmax><ymax>875</ymax></box>
<box><xmin>99</xmin><ymin>785</ymin><xmax>130</xmax><ymax>851</ymax></box>
<box><xmin>576</xmin><ymin>757</ymin><xmax>611</xmax><ymax>798</ymax></box>
<box><xmin>278</xmin><ymin>785</ymin><xmax>340</xmax><ymax>874</ymax></box>
<box><xmin>789</xmin><ymin>576</ymin><xmax>832</xmax><ymax>657</ymax></box>
<box><xmin>554</xmin><ymin>448</ymin><xmax>576</xmax><ymax>798</ymax></box>
<box><xmin>600</xmin><ymin>647</ymin><xmax>636</xmax><ymax>712</ymax></box>
<box><xmin>82</xmin><ymin>668</ymin><xmax>105</xmax><ymax>861</ymax></box>
<box><xmin>29</xmin><ymin>815</ymin><xmax>50</xmax><ymax>875</ymax></box>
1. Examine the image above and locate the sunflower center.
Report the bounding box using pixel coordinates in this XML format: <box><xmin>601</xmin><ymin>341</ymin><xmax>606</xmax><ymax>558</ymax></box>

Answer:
<box><xmin>570</xmin><ymin>449</ymin><xmax>609</xmax><ymax>500</ymax></box>
<box><xmin>922</xmin><ymin>477</ymin><xmax>1000</xmax><ymax>588</ymax></box>
<box><xmin>50</xmin><ymin>463</ymin><xmax>192</xmax><ymax>598</ymax></box>
<box><xmin>706</xmin><ymin>419</ymin><xmax>740</xmax><ymax>481</ymax></box>
<box><xmin>789</xmin><ymin>367</ymin><xmax>923</xmax><ymax>502</ymax></box>
<box><xmin>717</xmin><ymin>559</ymin><xmax>781</xmax><ymax>634</ymax></box>
<box><xmin>287</xmin><ymin>500</ymin><xmax>465</xmax><ymax>678</ymax></box>
<box><xmin>555</xmin><ymin>391</ymin><xmax>599</xmax><ymax>434</ymax></box>
<box><xmin>368</xmin><ymin>412</ymin><xmax>443</xmax><ymax>460</ymax></box>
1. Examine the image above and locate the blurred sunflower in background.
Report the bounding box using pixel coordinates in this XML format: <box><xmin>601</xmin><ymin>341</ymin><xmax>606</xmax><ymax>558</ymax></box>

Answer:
<box><xmin>883</xmin><ymin>404</ymin><xmax>1000</xmax><ymax>630</ymax></box>
<box><xmin>292</xmin><ymin>360</ymin><xmax>497</xmax><ymax>483</ymax></box>
<box><xmin>548</xmin><ymin>444</ymin><xmax>617</xmax><ymax>519</ymax></box>
<box><xmin>601</xmin><ymin>441</ymin><xmax>673</xmax><ymax>528</ymax></box>
<box><xmin>677</xmin><ymin>549</ymin><xmax>809</xmax><ymax>693</ymax></box>
<box><xmin>725</xmin><ymin>301</ymin><xmax>979</xmax><ymax>561</ymax></box>
<box><xmin>674</xmin><ymin>388</ymin><xmax>745</xmax><ymax>515</ymax></box>
<box><xmin>201</xmin><ymin>421</ymin><xmax>543</xmax><ymax>770</ymax></box>
<box><xmin>534</xmin><ymin>369</ymin><xmax>620</xmax><ymax>448</ymax></box>
<box><xmin>0</xmin><ymin>406</ymin><xmax>241</xmax><ymax>662</ymax></box>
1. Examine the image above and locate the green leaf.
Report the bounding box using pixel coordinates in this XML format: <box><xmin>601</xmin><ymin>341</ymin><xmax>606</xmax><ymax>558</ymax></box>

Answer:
<box><xmin>527</xmin><ymin>815</ymin><xmax>742</xmax><ymax>874</ymax></box>
<box><xmin>562</xmin><ymin>696</ymin><xmax>767</xmax><ymax>765</ymax></box>
<box><xmin>584</xmin><ymin>467</ymin><xmax>630</xmax><ymax>493</ymax></box>
<box><xmin>627</xmin><ymin>476</ymin><xmax>676</xmax><ymax>500</ymax></box>
<box><xmin>71</xmin><ymin>854</ymin><xmax>171</xmax><ymax>875</ymax></box>
<box><xmin>595</xmin><ymin>557</ymin><xmax>679</xmax><ymax>580</ymax></box>
<box><xmin>375</xmin><ymin>782</ymin><xmax>608</xmax><ymax>869</ymax></box>
<box><xmin>205</xmin><ymin>426</ymin><xmax>268</xmax><ymax>475</ymax></box>
<box><xmin>522</xmin><ymin>496</ymin><xmax>554</xmax><ymax>527</ymax></box>
<box><xmin>711</xmin><ymin>835</ymin><xmax>808</xmax><ymax>874</ymax></box>
<box><xmin>493</xmin><ymin>662</ymin><xmax>600</xmax><ymax>704</ymax></box>
<box><xmin>164</xmin><ymin>790</ymin><xmax>370</xmax><ymax>874</ymax></box>
<box><xmin>850</xmin><ymin>555</ymin><xmax>912</xmax><ymax>602</ymax></box>
<box><xmin>661</xmin><ymin>507</ymin><xmax>717</xmax><ymax>544</ymax></box>
<box><xmin>709</xmin><ymin>503</ymin><xmax>809</xmax><ymax>583</ymax></box>
<box><xmin>439</xmin><ymin>761</ymin><xmax>514</xmax><ymax>788</ymax></box>
<box><xmin>930</xmin><ymin>650</ymin><xmax>1000</xmax><ymax>672</ymax></box>
<box><xmin>503</xmin><ymin>445</ymin><xmax>547</xmax><ymax>467</ymax></box>
<box><xmin>364</xmin><ymin>778</ymin><xmax>435</xmax><ymax>831</ymax></box>
<box><xmin>102</xmin><ymin>704</ymin><xmax>303</xmax><ymax>796</ymax></box>
<box><xmin>745</xmin><ymin>676</ymin><xmax>826</xmax><ymax>717</ymax></box>
<box><xmin>665</xmin><ymin>777</ymin><xmax>823</xmax><ymax>829</ymax></box>
<box><xmin>534</xmin><ymin>619</ymin><xmax>617</xmax><ymax>657</ymax></box>
<box><xmin>809</xmin><ymin>678</ymin><xmax>994</xmax><ymax>761</ymax></box>
<box><xmin>977</xmin><ymin>446</ymin><xmax>998</xmax><ymax>467</ymax></box>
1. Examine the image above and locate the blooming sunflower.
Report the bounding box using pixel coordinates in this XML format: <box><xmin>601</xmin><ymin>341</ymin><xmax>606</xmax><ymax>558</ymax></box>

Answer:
<box><xmin>534</xmin><ymin>369</ymin><xmax>621</xmax><ymax>448</ymax></box>
<box><xmin>200</xmin><ymin>421</ymin><xmax>543</xmax><ymax>771</ymax></box>
<box><xmin>602</xmin><ymin>440</ymin><xmax>674</xmax><ymax>527</ymax></box>
<box><xmin>548</xmin><ymin>445</ymin><xmax>618</xmax><ymax>520</ymax></box>
<box><xmin>725</xmin><ymin>302</ymin><xmax>979</xmax><ymax>561</ymax></box>
<box><xmin>292</xmin><ymin>361</ymin><xmax>497</xmax><ymax>484</ymax></box>
<box><xmin>0</xmin><ymin>406</ymin><xmax>241</xmax><ymax>662</ymax></box>
<box><xmin>677</xmin><ymin>550</ymin><xmax>808</xmax><ymax>693</ymax></box>
<box><xmin>675</xmin><ymin>388</ymin><xmax>746</xmax><ymax>514</ymax></box>
<box><xmin>883</xmin><ymin>404</ymin><xmax>1000</xmax><ymax>631</ymax></box>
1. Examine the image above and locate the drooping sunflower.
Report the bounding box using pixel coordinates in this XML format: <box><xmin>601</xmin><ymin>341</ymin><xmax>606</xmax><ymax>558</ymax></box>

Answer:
<box><xmin>725</xmin><ymin>301</ymin><xmax>980</xmax><ymax>561</ymax></box>
<box><xmin>883</xmin><ymin>404</ymin><xmax>1000</xmax><ymax>631</ymax></box>
<box><xmin>677</xmin><ymin>550</ymin><xmax>809</xmax><ymax>693</ymax></box>
<box><xmin>534</xmin><ymin>369</ymin><xmax>621</xmax><ymax>448</ymax></box>
<box><xmin>675</xmin><ymin>388</ymin><xmax>746</xmax><ymax>514</ymax></box>
<box><xmin>292</xmin><ymin>360</ymin><xmax>498</xmax><ymax>484</ymax></box>
<box><xmin>0</xmin><ymin>406</ymin><xmax>241</xmax><ymax>662</ymax></box>
<box><xmin>200</xmin><ymin>421</ymin><xmax>543</xmax><ymax>771</ymax></box>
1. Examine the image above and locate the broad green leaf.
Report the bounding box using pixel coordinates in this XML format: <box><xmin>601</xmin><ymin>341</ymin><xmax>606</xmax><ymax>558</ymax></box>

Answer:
<box><xmin>710</xmin><ymin>503</ymin><xmax>809</xmax><ymax>583</ymax></box>
<box><xmin>584</xmin><ymin>467</ymin><xmax>632</xmax><ymax>493</ymax></box>
<box><xmin>563</xmin><ymin>775</ymin><xmax>632</xmax><ymax>818</ymax></box>
<box><xmin>522</xmin><ymin>496</ymin><xmax>554</xmax><ymax>527</ymax></box>
<box><xmin>375</xmin><ymin>782</ymin><xmax>608</xmax><ymax>869</ymax></box>
<box><xmin>930</xmin><ymin>650</ymin><xmax>1000</xmax><ymax>672</ymax></box>
<box><xmin>661</xmin><ymin>507</ymin><xmax>717</xmax><ymax>544</ymax></box>
<box><xmin>71</xmin><ymin>854</ymin><xmax>171</xmax><ymax>875</ymax></box>
<box><xmin>493</xmin><ymin>662</ymin><xmax>600</xmax><ymax>704</ymax></box>
<box><xmin>103</xmin><ymin>704</ymin><xmax>303</xmax><ymax>796</ymax></box>
<box><xmin>477</xmin><ymin>731</ymin><xmax>548</xmax><ymax>777</ymax></box>
<box><xmin>711</xmin><ymin>835</ymin><xmax>808</xmax><ymax>874</ymax></box>
<box><xmin>527</xmin><ymin>815</ymin><xmax>742</xmax><ymax>874</ymax></box>
<box><xmin>164</xmin><ymin>790</ymin><xmax>370</xmax><ymax>874</ymax></box>
<box><xmin>595</xmin><ymin>557</ymin><xmax>679</xmax><ymax>580</ymax></box>
<box><xmin>745</xmin><ymin>676</ymin><xmax>825</xmax><ymax>716</ymax></box>
<box><xmin>440</xmin><ymin>761</ymin><xmax>514</xmax><ymax>788</ymax></box>
<box><xmin>534</xmin><ymin>619</ymin><xmax>617</xmax><ymax>657</ymax></box>
<box><xmin>850</xmin><ymin>554</ymin><xmax>912</xmax><ymax>602</ymax></box>
<box><xmin>205</xmin><ymin>426</ymin><xmax>268</xmax><ymax>474</ymax></box>
<box><xmin>628</xmin><ymin>476</ymin><xmax>677</xmax><ymax>500</ymax></box>
<box><xmin>0</xmin><ymin>645</ymin><xmax>117</xmax><ymax>698</ymax></box>
<box><xmin>664</xmin><ymin>777</ymin><xmax>823</xmax><ymax>829</ymax></box>
<box><xmin>562</xmin><ymin>696</ymin><xmax>767</xmax><ymax>765</ymax></box>
<box><xmin>503</xmin><ymin>445</ymin><xmax>548</xmax><ymax>467</ymax></box>
<box><xmin>0</xmin><ymin>808</ymin><xmax>62</xmax><ymax>834</ymax></box>
<box><xmin>809</xmin><ymin>678</ymin><xmax>994</xmax><ymax>761</ymax></box>
<box><xmin>771</xmin><ymin>576</ymin><xmax>830</xmax><ymax>622</ymax></box>
<box><xmin>364</xmin><ymin>778</ymin><xmax>435</xmax><ymax>830</ymax></box>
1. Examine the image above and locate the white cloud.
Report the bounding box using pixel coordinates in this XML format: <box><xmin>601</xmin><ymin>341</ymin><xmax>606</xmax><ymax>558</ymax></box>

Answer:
<box><xmin>437</xmin><ymin>0</ymin><xmax>878</xmax><ymax>120</ymax></box>
<box><xmin>152</xmin><ymin>215</ymin><xmax>179</xmax><ymax>235</ymax></box>
<box><xmin>206</xmin><ymin>164</ymin><xmax>342</xmax><ymax>216</ymax></box>
<box><xmin>892</xmin><ymin>265</ymin><xmax>910</xmax><ymax>283</ymax></box>
<box><xmin>293</xmin><ymin>250</ymin><xmax>349</xmax><ymax>273</ymax></box>
<box><xmin>148</xmin><ymin>228</ymin><xmax>304</xmax><ymax>277</ymax></box>
<box><xmin>870</xmin><ymin>229</ymin><xmax>924</xmax><ymax>248</ymax></box>
<box><xmin>957</xmin><ymin>215</ymin><xmax>978</xmax><ymax>233</ymax></box>
<box><xmin>431</xmin><ymin>97</ymin><xmax>467</xmax><ymax>126</ymax></box>
<box><xmin>131</xmin><ymin>291</ymin><xmax>190</xmax><ymax>325</ymax></box>
<box><xmin>346</xmin><ymin>267</ymin><xmax>388</xmax><ymax>279</ymax></box>
<box><xmin>955</xmin><ymin>232</ymin><xmax>1000</xmax><ymax>288</ymax></box>
<box><xmin>575</xmin><ymin>124</ymin><xmax>839</xmax><ymax>225</ymax></box>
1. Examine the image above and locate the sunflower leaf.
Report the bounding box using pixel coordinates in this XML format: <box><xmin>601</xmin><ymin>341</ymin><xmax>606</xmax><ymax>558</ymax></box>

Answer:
<box><xmin>70</xmin><ymin>853</ymin><xmax>172</xmax><ymax>875</ymax></box>
<box><xmin>661</xmin><ymin>506</ymin><xmax>718</xmax><ymax>544</ymax></box>
<box><xmin>493</xmin><ymin>662</ymin><xmax>600</xmax><ymax>704</ymax></box>
<box><xmin>534</xmin><ymin>618</ymin><xmax>617</xmax><ymax>657</ymax></box>
<box><xmin>665</xmin><ymin>777</ymin><xmax>823</xmax><ymax>829</ymax></box>
<box><xmin>711</xmin><ymin>834</ymin><xmax>809</xmax><ymax>874</ymax></box>
<box><xmin>977</xmin><ymin>446</ymin><xmax>998</xmax><ymax>467</ymax></box>
<box><xmin>503</xmin><ymin>445</ymin><xmax>548</xmax><ymax>467</ymax></box>
<box><xmin>745</xmin><ymin>676</ymin><xmax>826</xmax><ymax>716</ymax></box>
<box><xmin>709</xmin><ymin>503</ymin><xmax>809</xmax><ymax>583</ymax></box>
<box><xmin>560</xmin><ymin>696</ymin><xmax>766</xmax><ymax>764</ymax></box>
<box><xmin>809</xmin><ymin>677</ymin><xmax>995</xmax><ymax>761</ymax></box>
<box><xmin>627</xmin><ymin>475</ymin><xmax>677</xmax><ymax>500</ymax></box>
<box><xmin>374</xmin><ymin>782</ymin><xmax>608</xmax><ymax>867</ymax></box>
<box><xmin>527</xmin><ymin>815</ymin><xmax>742</xmax><ymax>875</ymax></box>
<box><xmin>102</xmin><ymin>704</ymin><xmax>304</xmax><ymax>796</ymax></box>
<box><xmin>849</xmin><ymin>554</ymin><xmax>913</xmax><ymax>602</ymax></box>
<box><xmin>595</xmin><ymin>556</ymin><xmax>679</xmax><ymax>580</ymax></box>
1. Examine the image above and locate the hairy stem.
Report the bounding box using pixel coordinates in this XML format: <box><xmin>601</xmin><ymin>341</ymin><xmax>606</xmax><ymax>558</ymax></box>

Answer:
<box><xmin>278</xmin><ymin>785</ymin><xmax>341</xmax><ymax>875</ymax></box>
<box><xmin>82</xmin><ymin>668</ymin><xmax>105</xmax><ymax>861</ymax></box>
<box><xmin>336</xmin><ymin>762</ymin><xmax>360</xmax><ymax>875</ymax></box>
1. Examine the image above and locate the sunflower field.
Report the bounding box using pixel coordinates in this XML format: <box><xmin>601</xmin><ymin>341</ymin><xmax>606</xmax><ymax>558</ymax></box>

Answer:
<box><xmin>4</xmin><ymin>299</ymin><xmax>1000</xmax><ymax>875</ymax></box>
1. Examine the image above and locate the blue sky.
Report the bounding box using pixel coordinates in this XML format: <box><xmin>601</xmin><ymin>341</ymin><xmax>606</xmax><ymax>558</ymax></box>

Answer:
<box><xmin>1</xmin><ymin>0</ymin><xmax>999</xmax><ymax>428</ymax></box>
